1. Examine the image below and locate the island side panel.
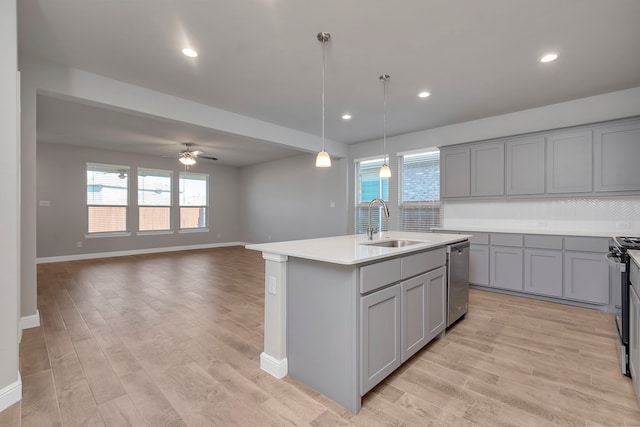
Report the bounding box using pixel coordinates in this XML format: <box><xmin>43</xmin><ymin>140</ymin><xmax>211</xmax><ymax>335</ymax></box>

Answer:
<box><xmin>287</xmin><ymin>257</ymin><xmax>361</xmax><ymax>414</ymax></box>
<box><xmin>260</xmin><ymin>253</ymin><xmax>289</xmax><ymax>378</ymax></box>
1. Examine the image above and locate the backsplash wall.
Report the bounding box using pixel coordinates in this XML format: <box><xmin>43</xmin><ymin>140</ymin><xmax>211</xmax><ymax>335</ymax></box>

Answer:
<box><xmin>443</xmin><ymin>197</ymin><xmax>640</xmax><ymax>234</ymax></box>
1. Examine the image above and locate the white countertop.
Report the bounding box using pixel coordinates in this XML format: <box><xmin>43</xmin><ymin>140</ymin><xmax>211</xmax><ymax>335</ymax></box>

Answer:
<box><xmin>630</xmin><ymin>250</ymin><xmax>640</xmax><ymax>267</ymax></box>
<box><xmin>245</xmin><ymin>232</ymin><xmax>471</xmax><ymax>266</ymax></box>
<box><xmin>432</xmin><ymin>226</ymin><xmax>625</xmax><ymax>238</ymax></box>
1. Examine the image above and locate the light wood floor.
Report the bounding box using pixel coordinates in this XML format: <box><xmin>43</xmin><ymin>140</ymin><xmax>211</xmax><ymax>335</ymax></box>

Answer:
<box><xmin>1</xmin><ymin>246</ymin><xmax>640</xmax><ymax>426</ymax></box>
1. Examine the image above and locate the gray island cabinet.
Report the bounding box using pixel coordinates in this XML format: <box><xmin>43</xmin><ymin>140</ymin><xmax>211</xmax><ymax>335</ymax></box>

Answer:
<box><xmin>246</xmin><ymin>232</ymin><xmax>469</xmax><ymax>414</ymax></box>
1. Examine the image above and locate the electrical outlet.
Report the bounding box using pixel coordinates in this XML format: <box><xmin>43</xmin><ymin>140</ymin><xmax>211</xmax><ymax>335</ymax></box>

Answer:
<box><xmin>217</xmin><ymin>233</ymin><xmax>221</xmax><ymax>238</ymax></box>
<box><xmin>76</xmin><ymin>241</ymin><xmax>82</xmax><ymax>248</ymax></box>
<box><xmin>268</xmin><ymin>276</ymin><xmax>277</xmax><ymax>295</ymax></box>
<box><xmin>267</xmin><ymin>235</ymin><xmax>271</xmax><ymax>241</ymax></box>
<box><xmin>616</xmin><ymin>221</ymin><xmax>631</xmax><ymax>230</ymax></box>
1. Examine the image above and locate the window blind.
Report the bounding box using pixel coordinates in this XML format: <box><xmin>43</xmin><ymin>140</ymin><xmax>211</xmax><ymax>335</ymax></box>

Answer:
<box><xmin>86</xmin><ymin>163</ymin><xmax>129</xmax><ymax>233</ymax></box>
<box><xmin>355</xmin><ymin>158</ymin><xmax>389</xmax><ymax>234</ymax></box>
<box><xmin>138</xmin><ymin>168</ymin><xmax>172</xmax><ymax>231</ymax></box>
<box><xmin>398</xmin><ymin>150</ymin><xmax>441</xmax><ymax>232</ymax></box>
<box><xmin>179</xmin><ymin>172</ymin><xmax>208</xmax><ymax>229</ymax></box>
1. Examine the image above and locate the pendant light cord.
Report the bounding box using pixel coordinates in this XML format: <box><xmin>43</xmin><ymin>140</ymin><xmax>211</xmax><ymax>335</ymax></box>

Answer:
<box><xmin>383</xmin><ymin>77</ymin><xmax>387</xmax><ymax>164</ymax></box>
<box><xmin>322</xmin><ymin>37</ymin><xmax>326</xmax><ymax>152</ymax></box>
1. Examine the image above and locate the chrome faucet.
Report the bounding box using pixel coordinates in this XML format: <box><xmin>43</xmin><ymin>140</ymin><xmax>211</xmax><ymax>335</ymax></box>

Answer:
<box><xmin>367</xmin><ymin>198</ymin><xmax>390</xmax><ymax>240</ymax></box>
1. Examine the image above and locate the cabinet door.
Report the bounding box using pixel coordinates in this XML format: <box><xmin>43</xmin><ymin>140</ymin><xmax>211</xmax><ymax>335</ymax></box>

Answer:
<box><xmin>546</xmin><ymin>130</ymin><xmax>593</xmax><ymax>194</ymax></box>
<box><xmin>400</xmin><ymin>267</ymin><xmax>446</xmax><ymax>363</ymax></box>
<box><xmin>506</xmin><ymin>136</ymin><xmax>545</xmax><ymax>195</ymax></box>
<box><xmin>490</xmin><ymin>246</ymin><xmax>523</xmax><ymax>291</ymax></box>
<box><xmin>630</xmin><ymin>285</ymin><xmax>639</xmax><ymax>383</ymax></box>
<box><xmin>441</xmin><ymin>147</ymin><xmax>470</xmax><ymax>198</ymax></box>
<box><xmin>469</xmin><ymin>244</ymin><xmax>489</xmax><ymax>285</ymax></box>
<box><xmin>594</xmin><ymin>121</ymin><xmax>640</xmax><ymax>192</ymax></box>
<box><xmin>563</xmin><ymin>251</ymin><xmax>609</xmax><ymax>304</ymax></box>
<box><xmin>400</xmin><ymin>273</ymin><xmax>428</xmax><ymax>363</ymax></box>
<box><xmin>426</xmin><ymin>266</ymin><xmax>446</xmax><ymax>341</ymax></box>
<box><xmin>471</xmin><ymin>142</ymin><xmax>505</xmax><ymax>196</ymax></box>
<box><xmin>524</xmin><ymin>249</ymin><xmax>563</xmax><ymax>297</ymax></box>
<box><xmin>360</xmin><ymin>284</ymin><xmax>401</xmax><ymax>395</ymax></box>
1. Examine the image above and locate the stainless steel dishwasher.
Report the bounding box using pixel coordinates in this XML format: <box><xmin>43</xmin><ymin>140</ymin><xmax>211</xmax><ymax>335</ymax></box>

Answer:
<box><xmin>447</xmin><ymin>241</ymin><xmax>470</xmax><ymax>327</ymax></box>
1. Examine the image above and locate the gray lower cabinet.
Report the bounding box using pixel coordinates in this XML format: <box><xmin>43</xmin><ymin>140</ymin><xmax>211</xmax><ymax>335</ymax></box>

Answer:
<box><xmin>523</xmin><ymin>248</ymin><xmax>563</xmax><ymax>297</ymax></box>
<box><xmin>490</xmin><ymin>246</ymin><xmax>523</xmax><ymax>291</ymax></box>
<box><xmin>630</xmin><ymin>284</ymin><xmax>639</xmax><ymax>388</ymax></box>
<box><xmin>400</xmin><ymin>267</ymin><xmax>446</xmax><ymax>363</ymax></box>
<box><xmin>469</xmin><ymin>244</ymin><xmax>489</xmax><ymax>285</ymax></box>
<box><xmin>563</xmin><ymin>251</ymin><xmax>609</xmax><ymax>304</ymax></box>
<box><xmin>594</xmin><ymin>121</ymin><xmax>640</xmax><ymax>193</ymax></box>
<box><xmin>360</xmin><ymin>284</ymin><xmax>401</xmax><ymax>394</ymax></box>
<box><xmin>546</xmin><ymin>130</ymin><xmax>593</xmax><ymax>194</ymax></box>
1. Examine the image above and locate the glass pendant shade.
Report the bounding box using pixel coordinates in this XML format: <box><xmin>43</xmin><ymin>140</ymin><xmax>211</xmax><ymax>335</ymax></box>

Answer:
<box><xmin>379</xmin><ymin>163</ymin><xmax>391</xmax><ymax>178</ymax></box>
<box><xmin>316</xmin><ymin>150</ymin><xmax>331</xmax><ymax>167</ymax></box>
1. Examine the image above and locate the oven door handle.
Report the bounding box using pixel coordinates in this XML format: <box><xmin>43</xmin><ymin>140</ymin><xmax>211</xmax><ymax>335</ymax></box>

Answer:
<box><xmin>607</xmin><ymin>252</ymin><xmax>626</xmax><ymax>272</ymax></box>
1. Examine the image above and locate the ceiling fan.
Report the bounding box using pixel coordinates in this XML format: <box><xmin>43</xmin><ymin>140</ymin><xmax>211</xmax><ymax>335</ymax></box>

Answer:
<box><xmin>177</xmin><ymin>143</ymin><xmax>218</xmax><ymax>166</ymax></box>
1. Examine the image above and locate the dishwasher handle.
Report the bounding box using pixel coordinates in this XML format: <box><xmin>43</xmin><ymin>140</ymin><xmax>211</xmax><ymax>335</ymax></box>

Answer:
<box><xmin>448</xmin><ymin>241</ymin><xmax>470</xmax><ymax>253</ymax></box>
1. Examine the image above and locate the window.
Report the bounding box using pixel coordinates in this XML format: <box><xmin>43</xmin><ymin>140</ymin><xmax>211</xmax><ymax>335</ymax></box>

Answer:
<box><xmin>138</xmin><ymin>168</ymin><xmax>172</xmax><ymax>232</ymax></box>
<box><xmin>179</xmin><ymin>172</ymin><xmax>208</xmax><ymax>229</ymax></box>
<box><xmin>398</xmin><ymin>149</ymin><xmax>441</xmax><ymax>232</ymax></box>
<box><xmin>355</xmin><ymin>158</ymin><xmax>389</xmax><ymax>234</ymax></box>
<box><xmin>86</xmin><ymin>163</ymin><xmax>129</xmax><ymax>233</ymax></box>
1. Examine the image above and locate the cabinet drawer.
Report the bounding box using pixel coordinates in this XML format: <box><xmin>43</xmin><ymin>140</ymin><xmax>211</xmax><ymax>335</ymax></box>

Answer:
<box><xmin>490</xmin><ymin>233</ymin><xmax>524</xmax><ymax>247</ymax></box>
<box><xmin>401</xmin><ymin>248</ymin><xmax>445</xmax><ymax>280</ymax></box>
<box><xmin>524</xmin><ymin>235</ymin><xmax>563</xmax><ymax>250</ymax></box>
<box><xmin>360</xmin><ymin>258</ymin><xmax>401</xmax><ymax>294</ymax></box>
<box><xmin>468</xmin><ymin>233</ymin><xmax>489</xmax><ymax>245</ymax></box>
<box><xmin>564</xmin><ymin>237</ymin><xmax>609</xmax><ymax>253</ymax></box>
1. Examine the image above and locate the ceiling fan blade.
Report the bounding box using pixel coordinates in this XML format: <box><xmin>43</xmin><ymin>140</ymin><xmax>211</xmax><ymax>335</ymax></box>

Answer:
<box><xmin>199</xmin><ymin>155</ymin><xmax>218</xmax><ymax>161</ymax></box>
<box><xmin>191</xmin><ymin>150</ymin><xmax>203</xmax><ymax>156</ymax></box>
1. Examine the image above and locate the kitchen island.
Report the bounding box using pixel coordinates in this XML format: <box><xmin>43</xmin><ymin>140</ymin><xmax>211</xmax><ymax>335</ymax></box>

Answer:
<box><xmin>246</xmin><ymin>231</ymin><xmax>470</xmax><ymax>413</ymax></box>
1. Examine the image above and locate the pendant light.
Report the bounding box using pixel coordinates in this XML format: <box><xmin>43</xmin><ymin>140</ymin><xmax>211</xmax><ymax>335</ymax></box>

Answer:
<box><xmin>379</xmin><ymin>74</ymin><xmax>391</xmax><ymax>178</ymax></box>
<box><xmin>315</xmin><ymin>32</ymin><xmax>332</xmax><ymax>168</ymax></box>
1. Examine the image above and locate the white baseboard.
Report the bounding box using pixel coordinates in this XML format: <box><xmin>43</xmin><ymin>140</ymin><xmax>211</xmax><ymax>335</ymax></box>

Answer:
<box><xmin>260</xmin><ymin>352</ymin><xmax>288</xmax><ymax>379</ymax></box>
<box><xmin>0</xmin><ymin>374</ymin><xmax>21</xmax><ymax>412</ymax></box>
<box><xmin>36</xmin><ymin>241</ymin><xmax>248</xmax><ymax>264</ymax></box>
<box><xmin>21</xmin><ymin>310</ymin><xmax>40</xmax><ymax>330</ymax></box>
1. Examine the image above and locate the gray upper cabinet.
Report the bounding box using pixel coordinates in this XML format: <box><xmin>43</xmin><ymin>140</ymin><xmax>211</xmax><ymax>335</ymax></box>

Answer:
<box><xmin>546</xmin><ymin>130</ymin><xmax>593</xmax><ymax>194</ymax></box>
<box><xmin>441</xmin><ymin>147</ymin><xmax>470</xmax><ymax>198</ymax></box>
<box><xmin>594</xmin><ymin>121</ymin><xmax>640</xmax><ymax>192</ymax></box>
<box><xmin>506</xmin><ymin>136</ymin><xmax>545</xmax><ymax>195</ymax></box>
<box><xmin>471</xmin><ymin>142</ymin><xmax>505</xmax><ymax>196</ymax></box>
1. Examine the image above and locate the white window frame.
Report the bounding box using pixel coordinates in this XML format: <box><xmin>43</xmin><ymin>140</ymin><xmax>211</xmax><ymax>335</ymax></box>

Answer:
<box><xmin>397</xmin><ymin>148</ymin><xmax>441</xmax><ymax>232</ymax></box>
<box><xmin>137</xmin><ymin>167</ymin><xmax>173</xmax><ymax>235</ymax></box>
<box><xmin>179</xmin><ymin>171</ymin><xmax>209</xmax><ymax>232</ymax></box>
<box><xmin>355</xmin><ymin>156</ymin><xmax>390</xmax><ymax>235</ymax></box>
<box><xmin>86</xmin><ymin>162</ymin><xmax>131</xmax><ymax>237</ymax></box>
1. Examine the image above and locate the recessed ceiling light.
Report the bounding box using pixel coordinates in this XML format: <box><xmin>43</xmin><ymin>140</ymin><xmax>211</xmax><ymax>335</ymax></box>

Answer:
<box><xmin>342</xmin><ymin>114</ymin><xmax>352</xmax><ymax>120</ymax></box>
<box><xmin>540</xmin><ymin>53</ymin><xmax>558</xmax><ymax>63</ymax></box>
<box><xmin>182</xmin><ymin>48</ymin><xmax>198</xmax><ymax>58</ymax></box>
<box><xmin>418</xmin><ymin>91</ymin><xmax>431</xmax><ymax>98</ymax></box>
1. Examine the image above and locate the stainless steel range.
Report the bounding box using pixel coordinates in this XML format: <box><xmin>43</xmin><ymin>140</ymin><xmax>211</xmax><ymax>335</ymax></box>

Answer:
<box><xmin>608</xmin><ymin>236</ymin><xmax>640</xmax><ymax>376</ymax></box>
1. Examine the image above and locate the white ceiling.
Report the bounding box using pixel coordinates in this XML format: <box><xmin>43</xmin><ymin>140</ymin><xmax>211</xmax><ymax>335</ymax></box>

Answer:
<box><xmin>19</xmin><ymin>0</ymin><xmax>640</xmax><ymax>164</ymax></box>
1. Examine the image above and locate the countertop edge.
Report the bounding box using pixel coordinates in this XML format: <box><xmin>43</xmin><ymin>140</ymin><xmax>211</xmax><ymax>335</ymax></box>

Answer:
<box><xmin>432</xmin><ymin>227</ymin><xmax>626</xmax><ymax>238</ymax></box>
<box><xmin>246</xmin><ymin>233</ymin><xmax>471</xmax><ymax>266</ymax></box>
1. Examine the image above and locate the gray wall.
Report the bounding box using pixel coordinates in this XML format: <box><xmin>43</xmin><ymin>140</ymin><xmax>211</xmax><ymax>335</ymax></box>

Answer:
<box><xmin>0</xmin><ymin>0</ymin><xmax>20</xmax><ymax>402</ymax></box>
<box><xmin>348</xmin><ymin>86</ymin><xmax>640</xmax><ymax>233</ymax></box>
<box><xmin>37</xmin><ymin>143</ymin><xmax>241</xmax><ymax>258</ymax></box>
<box><xmin>239</xmin><ymin>153</ymin><xmax>348</xmax><ymax>243</ymax></box>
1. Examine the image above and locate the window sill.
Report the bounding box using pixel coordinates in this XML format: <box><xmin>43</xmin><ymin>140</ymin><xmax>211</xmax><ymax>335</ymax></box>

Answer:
<box><xmin>136</xmin><ymin>230</ymin><xmax>174</xmax><ymax>236</ymax></box>
<box><xmin>85</xmin><ymin>232</ymin><xmax>132</xmax><ymax>238</ymax></box>
<box><xmin>179</xmin><ymin>228</ymin><xmax>209</xmax><ymax>234</ymax></box>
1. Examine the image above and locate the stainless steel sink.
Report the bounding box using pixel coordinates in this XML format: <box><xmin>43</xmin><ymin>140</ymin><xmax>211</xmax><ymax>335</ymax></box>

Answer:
<box><xmin>363</xmin><ymin>240</ymin><xmax>422</xmax><ymax>248</ymax></box>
